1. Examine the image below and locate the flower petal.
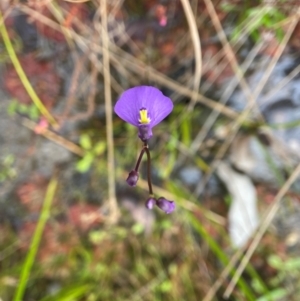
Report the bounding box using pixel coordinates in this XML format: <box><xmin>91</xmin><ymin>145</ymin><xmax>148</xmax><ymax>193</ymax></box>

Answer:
<box><xmin>147</xmin><ymin>91</ymin><xmax>173</xmax><ymax>127</ymax></box>
<box><xmin>114</xmin><ymin>86</ymin><xmax>173</xmax><ymax>128</ymax></box>
<box><xmin>114</xmin><ymin>86</ymin><xmax>147</xmax><ymax>126</ymax></box>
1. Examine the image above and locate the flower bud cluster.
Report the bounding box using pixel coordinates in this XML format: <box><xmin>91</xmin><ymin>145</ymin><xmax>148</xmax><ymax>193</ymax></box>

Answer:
<box><xmin>125</xmin><ymin>144</ymin><xmax>176</xmax><ymax>214</ymax></box>
<box><xmin>145</xmin><ymin>197</ymin><xmax>175</xmax><ymax>214</ymax></box>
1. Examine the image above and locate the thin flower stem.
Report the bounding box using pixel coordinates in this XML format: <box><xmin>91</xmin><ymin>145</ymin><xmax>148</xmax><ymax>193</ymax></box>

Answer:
<box><xmin>134</xmin><ymin>147</ymin><xmax>146</xmax><ymax>172</ymax></box>
<box><xmin>134</xmin><ymin>142</ymin><xmax>148</xmax><ymax>171</ymax></box>
<box><xmin>144</xmin><ymin>146</ymin><xmax>153</xmax><ymax>196</ymax></box>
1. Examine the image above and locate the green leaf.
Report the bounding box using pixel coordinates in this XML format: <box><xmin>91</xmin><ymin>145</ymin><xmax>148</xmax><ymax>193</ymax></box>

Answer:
<box><xmin>159</xmin><ymin>280</ymin><xmax>172</xmax><ymax>293</ymax></box>
<box><xmin>79</xmin><ymin>134</ymin><xmax>92</xmax><ymax>150</ymax></box>
<box><xmin>89</xmin><ymin>230</ymin><xmax>107</xmax><ymax>244</ymax></box>
<box><xmin>131</xmin><ymin>223</ymin><xmax>144</xmax><ymax>234</ymax></box>
<box><xmin>181</xmin><ymin>117</ymin><xmax>191</xmax><ymax>146</ymax></box>
<box><xmin>93</xmin><ymin>141</ymin><xmax>106</xmax><ymax>155</ymax></box>
<box><xmin>257</xmin><ymin>288</ymin><xmax>288</xmax><ymax>301</ymax></box>
<box><xmin>269</xmin><ymin>255</ymin><xmax>300</xmax><ymax>271</ymax></box>
<box><xmin>220</xmin><ymin>3</ymin><xmax>236</xmax><ymax>12</ymax></box>
<box><xmin>76</xmin><ymin>153</ymin><xmax>94</xmax><ymax>173</ymax></box>
<box><xmin>28</xmin><ymin>104</ymin><xmax>40</xmax><ymax>121</ymax></box>
<box><xmin>268</xmin><ymin>255</ymin><xmax>283</xmax><ymax>269</ymax></box>
<box><xmin>283</xmin><ymin>257</ymin><xmax>300</xmax><ymax>271</ymax></box>
<box><xmin>18</xmin><ymin>103</ymin><xmax>29</xmax><ymax>114</ymax></box>
<box><xmin>3</xmin><ymin>154</ymin><xmax>14</xmax><ymax>166</ymax></box>
<box><xmin>7</xmin><ymin>100</ymin><xmax>19</xmax><ymax>116</ymax></box>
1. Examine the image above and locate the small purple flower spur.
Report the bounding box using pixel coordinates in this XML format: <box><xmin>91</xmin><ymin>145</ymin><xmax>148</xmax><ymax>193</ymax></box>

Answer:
<box><xmin>114</xmin><ymin>86</ymin><xmax>175</xmax><ymax>214</ymax></box>
<box><xmin>114</xmin><ymin>86</ymin><xmax>173</xmax><ymax>142</ymax></box>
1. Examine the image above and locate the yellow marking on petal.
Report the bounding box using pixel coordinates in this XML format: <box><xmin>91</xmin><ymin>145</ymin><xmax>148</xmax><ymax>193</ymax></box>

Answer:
<box><xmin>139</xmin><ymin>109</ymin><xmax>151</xmax><ymax>124</ymax></box>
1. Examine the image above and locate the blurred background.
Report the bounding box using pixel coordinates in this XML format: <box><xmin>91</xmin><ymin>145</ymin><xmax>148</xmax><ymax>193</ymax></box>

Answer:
<box><xmin>1</xmin><ymin>0</ymin><xmax>300</xmax><ymax>300</ymax></box>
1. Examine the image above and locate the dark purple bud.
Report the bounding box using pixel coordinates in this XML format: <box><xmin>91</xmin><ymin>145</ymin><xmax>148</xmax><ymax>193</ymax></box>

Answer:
<box><xmin>126</xmin><ymin>170</ymin><xmax>139</xmax><ymax>186</ymax></box>
<box><xmin>138</xmin><ymin>124</ymin><xmax>153</xmax><ymax>142</ymax></box>
<box><xmin>145</xmin><ymin>197</ymin><xmax>156</xmax><ymax>210</ymax></box>
<box><xmin>156</xmin><ymin>197</ymin><xmax>175</xmax><ymax>214</ymax></box>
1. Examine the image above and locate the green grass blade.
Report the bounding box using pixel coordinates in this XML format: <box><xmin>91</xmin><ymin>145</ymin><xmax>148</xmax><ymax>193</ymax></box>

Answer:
<box><xmin>188</xmin><ymin>214</ymin><xmax>256</xmax><ymax>300</ymax></box>
<box><xmin>167</xmin><ymin>181</ymin><xmax>258</xmax><ymax>299</ymax></box>
<box><xmin>0</xmin><ymin>11</ymin><xmax>58</xmax><ymax>127</ymax></box>
<box><xmin>13</xmin><ymin>177</ymin><xmax>58</xmax><ymax>301</ymax></box>
<box><xmin>39</xmin><ymin>284</ymin><xmax>91</xmax><ymax>301</ymax></box>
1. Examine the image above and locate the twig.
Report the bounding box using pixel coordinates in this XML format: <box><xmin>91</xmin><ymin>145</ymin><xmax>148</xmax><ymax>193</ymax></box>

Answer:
<box><xmin>260</xmin><ymin>63</ymin><xmax>300</xmax><ymax>105</ymax></box>
<box><xmin>180</xmin><ymin>0</ymin><xmax>202</xmax><ymax>107</ymax></box>
<box><xmin>59</xmin><ymin>53</ymin><xmax>88</xmax><ymax>121</ymax></box>
<box><xmin>194</xmin><ymin>1</ymin><xmax>299</xmax><ymax>197</ymax></box>
<box><xmin>224</xmin><ymin>161</ymin><xmax>300</xmax><ymax>298</ymax></box>
<box><xmin>111</xmin><ymin>46</ymin><xmax>238</xmax><ymax>119</ymax></box>
<box><xmin>200</xmin><ymin>6</ymin><xmax>300</xmax><ymax>301</ymax></box>
<box><xmin>19</xmin><ymin>5</ymin><xmax>239</xmax><ymax>120</ymax></box>
<box><xmin>100</xmin><ymin>0</ymin><xmax>119</xmax><ymax>223</ymax></box>
<box><xmin>203</xmin><ymin>0</ymin><xmax>264</xmax><ymax>121</ymax></box>
<box><xmin>21</xmin><ymin>117</ymin><xmax>85</xmax><ymax>157</ymax></box>
<box><xmin>67</xmin><ymin>61</ymin><xmax>98</xmax><ymax>122</ymax></box>
<box><xmin>190</xmin><ymin>41</ymin><xmax>264</xmax><ymax>155</ymax></box>
<box><xmin>203</xmin><ymin>248</ymin><xmax>244</xmax><ymax>301</ymax></box>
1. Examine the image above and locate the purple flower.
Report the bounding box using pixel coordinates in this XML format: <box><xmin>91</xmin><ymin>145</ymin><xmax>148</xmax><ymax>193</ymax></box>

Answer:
<box><xmin>145</xmin><ymin>197</ymin><xmax>156</xmax><ymax>210</ymax></box>
<box><xmin>156</xmin><ymin>197</ymin><xmax>175</xmax><ymax>214</ymax></box>
<box><xmin>126</xmin><ymin>170</ymin><xmax>139</xmax><ymax>187</ymax></box>
<box><xmin>114</xmin><ymin>86</ymin><xmax>173</xmax><ymax>141</ymax></box>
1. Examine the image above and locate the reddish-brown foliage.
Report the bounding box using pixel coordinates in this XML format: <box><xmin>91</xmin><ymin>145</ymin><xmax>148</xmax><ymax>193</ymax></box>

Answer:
<box><xmin>3</xmin><ymin>53</ymin><xmax>60</xmax><ymax>108</ymax></box>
